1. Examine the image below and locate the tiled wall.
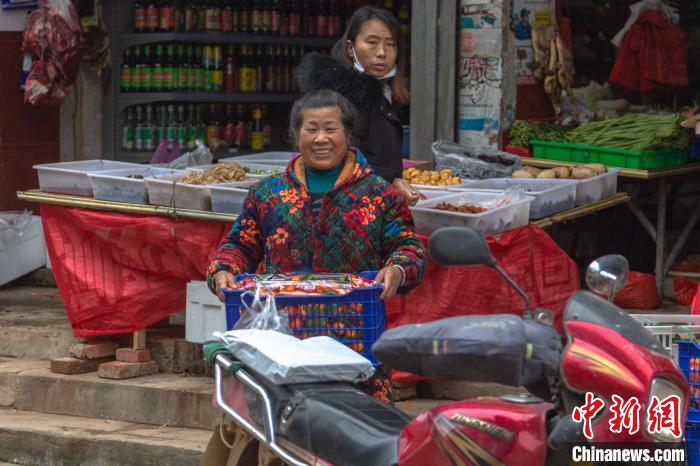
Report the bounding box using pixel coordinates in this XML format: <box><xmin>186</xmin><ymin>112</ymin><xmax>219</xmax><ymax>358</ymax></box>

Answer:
<box><xmin>0</xmin><ymin>31</ymin><xmax>60</xmax><ymax>211</ymax></box>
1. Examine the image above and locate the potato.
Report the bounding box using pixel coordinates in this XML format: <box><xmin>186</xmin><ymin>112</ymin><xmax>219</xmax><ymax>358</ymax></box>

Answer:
<box><xmin>571</xmin><ymin>166</ymin><xmax>596</xmax><ymax>179</ymax></box>
<box><xmin>552</xmin><ymin>166</ymin><xmax>570</xmax><ymax>179</ymax></box>
<box><xmin>512</xmin><ymin>170</ymin><xmax>535</xmax><ymax>178</ymax></box>
<box><xmin>583</xmin><ymin>163</ymin><xmax>607</xmax><ymax>176</ymax></box>
<box><xmin>537</xmin><ymin>169</ymin><xmax>557</xmax><ymax>179</ymax></box>
<box><xmin>522</xmin><ymin>166</ymin><xmax>542</xmax><ymax>176</ymax></box>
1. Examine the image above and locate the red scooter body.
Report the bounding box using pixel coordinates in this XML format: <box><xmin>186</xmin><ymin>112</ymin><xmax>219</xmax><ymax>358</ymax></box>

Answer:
<box><xmin>398</xmin><ymin>398</ymin><xmax>551</xmax><ymax>466</ymax></box>
<box><xmin>394</xmin><ymin>292</ymin><xmax>689</xmax><ymax>466</ymax></box>
<box><xmin>561</xmin><ymin>319</ymin><xmax>688</xmax><ymax>442</ymax></box>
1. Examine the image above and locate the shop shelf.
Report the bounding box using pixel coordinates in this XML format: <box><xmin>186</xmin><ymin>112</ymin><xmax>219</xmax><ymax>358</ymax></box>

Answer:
<box><xmin>118</xmin><ymin>32</ymin><xmax>336</xmax><ymax>51</ymax></box>
<box><xmin>531</xmin><ymin>140</ymin><xmax>687</xmax><ymax>170</ymax></box>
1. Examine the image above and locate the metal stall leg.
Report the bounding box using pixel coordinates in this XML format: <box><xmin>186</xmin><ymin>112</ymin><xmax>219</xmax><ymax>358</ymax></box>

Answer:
<box><xmin>655</xmin><ymin>179</ymin><xmax>667</xmax><ymax>296</ymax></box>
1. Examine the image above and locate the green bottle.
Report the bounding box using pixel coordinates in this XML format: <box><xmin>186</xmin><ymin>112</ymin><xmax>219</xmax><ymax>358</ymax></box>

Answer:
<box><xmin>196</xmin><ymin>46</ymin><xmax>206</xmax><ymax>91</ymax></box>
<box><xmin>164</xmin><ymin>44</ymin><xmax>176</xmax><ymax>91</ymax></box>
<box><xmin>152</xmin><ymin>44</ymin><xmax>163</xmax><ymax>92</ymax></box>
<box><xmin>186</xmin><ymin>104</ymin><xmax>198</xmax><ymax>149</ymax></box>
<box><xmin>122</xmin><ymin>107</ymin><xmax>135</xmax><ymax>150</ymax></box>
<box><xmin>177</xmin><ymin>104</ymin><xmax>188</xmax><ymax>150</ymax></box>
<box><xmin>120</xmin><ymin>48</ymin><xmax>132</xmax><ymax>92</ymax></box>
<box><xmin>177</xmin><ymin>43</ymin><xmax>188</xmax><ymax>91</ymax></box>
<box><xmin>144</xmin><ymin>104</ymin><xmax>155</xmax><ymax>150</ymax></box>
<box><xmin>131</xmin><ymin>46</ymin><xmax>141</xmax><ymax>92</ymax></box>
<box><xmin>142</xmin><ymin>45</ymin><xmax>154</xmax><ymax>92</ymax></box>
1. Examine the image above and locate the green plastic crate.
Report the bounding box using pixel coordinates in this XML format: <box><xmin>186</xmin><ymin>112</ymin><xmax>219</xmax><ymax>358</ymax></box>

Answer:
<box><xmin>531</xmin><ymin>140</ymin><xmax>688</xmax><ymax>169</ymax></box>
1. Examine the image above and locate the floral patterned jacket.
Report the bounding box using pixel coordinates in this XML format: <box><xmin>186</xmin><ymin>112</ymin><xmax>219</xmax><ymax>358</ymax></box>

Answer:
<box><xmin>207</xmin><ymin>149</ymin><xmax>426</xmax><ymax>293</ymax></box>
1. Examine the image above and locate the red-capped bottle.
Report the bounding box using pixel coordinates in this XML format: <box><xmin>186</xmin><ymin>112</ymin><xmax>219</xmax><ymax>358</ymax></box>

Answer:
<box><xmin>133</xmin><ymin>0</ymin><xmax>146</xmax><ymax>32</ymax></box>
<box><xmin>221</xmin><ymin>1</ymin><xmax>233</xmax><ymax>32</ymax></box>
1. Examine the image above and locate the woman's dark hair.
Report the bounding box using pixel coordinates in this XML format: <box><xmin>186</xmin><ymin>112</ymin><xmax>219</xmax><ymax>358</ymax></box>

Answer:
<box><xmin>330</xmin><ymin>6</ymin><xmax>409</xmax><ymax>105</ymax></box>
<box><xmin>288</xmin><ymin>89</ymin><xmax>358</xmax><ymax>143</ymax></box>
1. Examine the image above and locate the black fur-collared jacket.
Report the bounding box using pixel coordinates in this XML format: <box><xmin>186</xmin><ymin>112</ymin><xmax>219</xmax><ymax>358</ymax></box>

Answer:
<box><xmin>296</xmin><ymin>52</ymin><xmax>405</xmax><ymax>183</ymax></box>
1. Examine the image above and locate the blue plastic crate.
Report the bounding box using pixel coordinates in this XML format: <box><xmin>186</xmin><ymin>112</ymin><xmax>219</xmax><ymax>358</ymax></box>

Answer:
<box><xmin>687</xmin><ymin>422</ymin><xmax>700</xmax><ymax>466</ymax></box>
<box><xmin>676</xmin><ymin>340</ymin><xmax>700</xmax><ymax>423</ymax></box>
<box><xmin>223</xmin><ymin>272</ymin><xmax>385</xmax><ymax>364</ymax></box>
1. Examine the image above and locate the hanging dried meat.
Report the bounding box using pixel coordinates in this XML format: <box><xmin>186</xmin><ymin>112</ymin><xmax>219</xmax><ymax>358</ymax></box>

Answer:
<box><xmin>21</xmin><ymin>0</ymin><xmax>86</xmax><ymax>106</ymax></box>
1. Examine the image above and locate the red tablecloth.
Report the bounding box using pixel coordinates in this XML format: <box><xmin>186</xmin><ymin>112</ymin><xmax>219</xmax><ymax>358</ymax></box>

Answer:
<box><xmin>41</xmin><ymin>204</ymin><xmax>579</xmax><ymax>338</ymax></box>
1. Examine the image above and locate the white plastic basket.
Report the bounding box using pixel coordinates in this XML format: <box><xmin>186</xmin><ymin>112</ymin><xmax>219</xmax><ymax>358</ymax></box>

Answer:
<box><xmin>88</xmin><ymin>167</ymin><xmax>186</xmax><ymax>204</ymax></box>
<box><xmin>455</xmin><ymin>178</ymin><xmax>577</xmax><ymax>219</ymax></box>
<box><xmin>631</xmin><ymin>314</ymin><xmax>700</xmax><ymax>364</ymax></box>
<box><xmin>34</xmin><ymin>160</ymin><xmax>138</xmax><ymax>196</ymax></box>
<box><xmin>410</xmin><ymin>190</ymin><xmax>534</xmax><ymax>236</ymax></box>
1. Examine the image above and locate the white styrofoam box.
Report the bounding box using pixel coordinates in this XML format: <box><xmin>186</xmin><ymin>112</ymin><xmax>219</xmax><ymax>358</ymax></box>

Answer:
<box><xmin>410</xmin><ymin>190</ymin><xmax>534</xmax><ymax>236</ymax></box>
<box><xmin>34</xmin><ymin>160</ymin><xmax>138</xmax><ymax>196</ymax></box>
<box><xmin>210</xmin><ymin>185</ymin><xmax>251</xmax><ymax>214</ymax></box>
<box><xmin>411</xmin><ymin>182</ymin><xmax>471</xmax><ymax>191</ymax></box>
<box><xmin>219</xmin><ymin>151</ymin><xmax>294</xmax><ymax>166</ymax></box>
<box><xmin>88</xmin><ymin>167</ymin><xmax>186</xmax><ymax>204</ymax></box>
<box><xmin>573</xmin><ymin>168</ymin><xmax>620</xmax><ymax>206</ymax></box>
<box><xmin>0</xmin><ymin>216</ymin><xmax>46</xmax><ymax>286</ymax></box>
<box><xmin>186</xmin><ymin>280</ymin><xmax>227</xmax><ymax>343</ymax></box>
<box><xmin>456</xmin><ymin>178</ymin><xmax>577</xmax><ymax>219</ymax></box>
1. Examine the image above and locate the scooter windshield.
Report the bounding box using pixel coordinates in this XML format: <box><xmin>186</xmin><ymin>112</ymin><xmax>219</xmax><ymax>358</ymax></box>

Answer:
<box><xmin>564</xmin><ymin>291</ymin><xmax>667</xmax><ymax>357</ymax></box>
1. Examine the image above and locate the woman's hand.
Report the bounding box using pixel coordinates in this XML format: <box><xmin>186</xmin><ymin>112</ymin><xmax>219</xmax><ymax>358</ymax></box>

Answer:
<box><xmin>376</xmin><ymin>265</ymin><xmax>405</xmax><ymax>301</ymax></box>
<box><xmin>213</xmin><ymin>271</ymin><xmax>237</xmax><ymax>302</ymax></box>
<box><xmin>392</xmin><ymin>178</ymin><xmax>420</xmax><ymax>206</ymax></box>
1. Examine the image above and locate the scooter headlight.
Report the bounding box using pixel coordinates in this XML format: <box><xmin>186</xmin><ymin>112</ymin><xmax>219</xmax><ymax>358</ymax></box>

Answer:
<box><xmin>647</xmin><ymin>378</ymin><xmax>684</xmax><ymax>442</ymax></box>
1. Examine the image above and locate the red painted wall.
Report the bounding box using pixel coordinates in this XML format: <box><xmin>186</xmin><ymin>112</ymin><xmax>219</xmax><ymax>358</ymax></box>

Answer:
<box><xmin>0</xmin><ymin>31</ymin><xmax>60</xmax><ymax>211</ymax></box>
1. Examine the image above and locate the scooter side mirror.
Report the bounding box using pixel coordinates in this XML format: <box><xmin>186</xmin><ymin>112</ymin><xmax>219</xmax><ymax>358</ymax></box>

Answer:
<box><xmin>428</xmin><ymin>226</ymin><xmax>497</xmax><ymax>267</ymax></box>
<box><xmin>585</xmin><ymin>254</ymin><xmax>629</xmax><ymax>302</ymax></box>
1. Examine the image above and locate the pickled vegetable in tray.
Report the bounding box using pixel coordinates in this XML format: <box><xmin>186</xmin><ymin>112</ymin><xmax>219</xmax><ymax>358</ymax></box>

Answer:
<box><xmin>237</xmin><ymin>273</ymin><xmax>377</xmax><ymax>296</ymax></box>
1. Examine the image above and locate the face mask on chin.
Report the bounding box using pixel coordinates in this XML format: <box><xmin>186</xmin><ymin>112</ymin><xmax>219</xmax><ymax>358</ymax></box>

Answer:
<box><xmin>350</xmin><ymin>44</ymin><xmax>397</xmax><ymax>80</ymax></box>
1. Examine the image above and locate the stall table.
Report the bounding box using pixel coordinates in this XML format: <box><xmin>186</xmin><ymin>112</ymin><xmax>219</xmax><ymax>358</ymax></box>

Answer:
<box><xmin>525</xmin><ymin>160</ymin><xmax>700</xmax><ymax>294</ymax></box>
<box><xmin>17</xmin><ymin>189</ymin><xmax>626</xmax><ymax>337</ymax></box>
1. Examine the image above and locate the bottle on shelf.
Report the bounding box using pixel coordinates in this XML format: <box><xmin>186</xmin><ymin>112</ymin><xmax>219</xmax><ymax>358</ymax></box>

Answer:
<box><xmin>143</xmin><ymin>44</ymin><xmax>155</xmax><ymax>92</ymax></box>
<box><xmin>250</xmin><ymin>106</ymin><xmax>264</xmax><ymax>151</ymax></box>
<box><xmin>255</xmin><ymin>44</ymin><xmax>265</xmax><ymax>93</ymax></box>
<box><xmin>251</xmin><ymin>0</ymin><xmax>263</xmax><ymax>35</ymax></box>
<box><xmin>159</xmin><ymin>0</ymin><xmax>175</xmax><ymax>32</ymax></box>
<box><xmin>264</xmin><ymin>44</ymin><xmax>275</xmax><ymax>93</ymax></box>
<box><xmin>328</xmin><ymin>0</ymin><xmax>340</xmax><ymax>37</ymax></box>
<box><xmin>221</xmin><ymin>0</ymin><xmax>233</xmax><ymax>32</ymax></box>
<box><xmin>184</xmin><ymin>0</ymin><xmax>198</xmax><ymax>31</ymax></box>
<box><xmin>134</xmin><ymin>105</ymin><xmax>145</xmax><ymax>151</ymax></box>
<box><xmin>303</xmin><ymin>0</ymin><xmax>317</xmax><ymax>38</ymax></box>
<box><xmin>205</xmin><ymin>0</ymin><xmax>221</xmax><ymax>31</ymax></box>
<box><xmin>196</xmin><ymin>45</ymin><xmax>207</xmax><ymax>91</ymax></box>
<box><xmin>122</xmin><ymin>107</ymin><xmax>136</xmax><ymax>151</ymax></box>
<box><xmin>278</xmin><ymin>0</ymin><xmax>289</xmax><ymax>36</ymax></box>
<box><xmin>197</xmin><ymin>0</ymin><xmax>207</xmax><ymax>31</ymax></box>
<box><xmin>156</xmin><ymin>104</ymin><xmax>167</xmax><ymax>147</ymax></box>
<box><xmin>317</xmin><ymin>0</ymin><xmax>329</xmax><ymax>38</ymax></box>
<box><xmin>177</xmin><ymin>43</ymin><xmax>189</xmax><ymax>91</ymax></box>
<box><xmin>398</xmin><ymin>0</ymin><xmax>410</xmax><ymax>38</ymax></box>
<box><xmin>261</xmin><ymin>105</ymin><xmax>272</xmax><ymax>149</ymax></box>
<box><xmin>164</xmin><ymin>43</ymin><xmax>177</xmax><ymax>91</ymax></box>
<box><xmin>288</xmin><ymin>0</ymin><xmax>301</xmax><ymax>37</ymax></box>
<box><xmin>120</xmin><ymin>48</ymin><xmax>132</xmax><ymax>92</ymax></box>
<box><xmin>133</xmin><ymin>0</ymin><xmax>146</xmax><ymax>33</ymax></box>
<box><xmin>152</xmin><ymin>44</ymin><xmax>164</xmax><ymax>92</ymax></box>
<box><xmin>261</xmin><ymin>0</ymin><xmax>273</xmax><ymax>35</ymax></box>
<box><xmin>223</xmin><ymin>103</ymin><xmax>236</xmax><ymax>151</ymax></box>
<box><xmin>166</xmin><ymin>104</ymin><xmax>178</xmax><ymax>150</ymax></box>
<box><xmin>240</xmin><ymin>0</ymin><xmax>251</xmax><ymax>33</ymax></box>
<box><xmin>203</xmin><ymin>44</ymin><xmax>213</xmax><ymax>91</ymax></box>
<box><xmin>177</xmin><ymin>104</ymin><xmax>188</xmax><ymax>150</ymax></box>
<box><xmin>186</xmin><ymin>104</ymin><xmax>198</xmax><ymax>149</ymax></box>
<box><xmin>131</xmin><ymin>46</ymin><xmax>142</xmax><ymax>92</ymax></box>
<box><xmin>175</xmin><ymin>0</ymin><xmax>185</xmax><ymax>32</ymax></box>
<box><xmin>238</xmin><ymin>44</ymin><xmax>255</xmax><ymax>93</ymax></box>
<box><xmin>224</xmin><ymin>44</ymin><xmax>237</xmax><ymax>94</ymax></box>
<box><xmin>144</xmin><ymin>104</ymin><xmax>156</xmax><ymax>151</ymax></box>
<box><xmin>270</xmin><ymin>0</ymin><xmax>281</xmax><ymax>35</ymax></box>
<box><xmin>145</xmin><ymin>0</ymin><xmax>159</xmax><ymax>33</ymax></box>
<box><xmin>212</xmin><ymin>45</ymin><xmax>224</xmax><ymax>92</ymax></box>
<box><xmin>205</xmin><ymin>103</ymin><xmax>218</xmax><ymax>147</ymax></box>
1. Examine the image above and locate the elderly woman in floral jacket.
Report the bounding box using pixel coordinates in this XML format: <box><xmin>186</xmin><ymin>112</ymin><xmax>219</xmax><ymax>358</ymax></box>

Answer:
<box><xmin>208</xmin><ymin>89</ymin><xmax>426</xmax><ymax>301</ymax></box>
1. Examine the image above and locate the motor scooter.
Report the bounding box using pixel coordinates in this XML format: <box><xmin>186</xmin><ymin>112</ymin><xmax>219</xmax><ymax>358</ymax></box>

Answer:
<box><xmin>205</xmin><ymin>226</ymin><xmax>688</xmax><ymax>466</ymax></box>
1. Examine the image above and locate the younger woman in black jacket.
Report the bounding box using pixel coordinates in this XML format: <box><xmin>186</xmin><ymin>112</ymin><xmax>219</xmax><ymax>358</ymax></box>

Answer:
<box><xmin>297</xmin><ymin>6</ymin><xmax>419</xmax><ymax>205</ymax></box>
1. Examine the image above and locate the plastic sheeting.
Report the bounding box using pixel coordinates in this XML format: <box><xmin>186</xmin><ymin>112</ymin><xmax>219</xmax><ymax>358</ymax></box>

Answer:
<box><xmin>40</xmin><ymin>204</ymin><xmax>231</xmax><ymax>336</ymax></box>
<box><xmin>385</xmin><ymin>225</ymin><xmax>579</xmax><ymax>333</ymax></box>
<box><xmin>41</xmin><ymin>205</ymin><xmax>579</xmax><ymax>344</ymax></box>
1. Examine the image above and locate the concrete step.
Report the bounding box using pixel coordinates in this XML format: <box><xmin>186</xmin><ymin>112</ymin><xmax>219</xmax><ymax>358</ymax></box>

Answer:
<box><xmin>0</xmin><ymin>409</ymin><xmax>209</xmax><ymax>466</ymax></box>
<box><xmin>0</xmin><ymin>358</ymin><xmax>219</xmax><ymax>430</ymax></box>
<box><xmin>0</xmin><ymin>286</ymin><xmax>78</xmax><ymax>360</ymax></box>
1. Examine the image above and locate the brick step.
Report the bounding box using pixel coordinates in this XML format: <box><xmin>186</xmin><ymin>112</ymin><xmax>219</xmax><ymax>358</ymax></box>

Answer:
<box><xmin>0</xmin><ymin>409</ymin><xmax>209</xmax><ymax>466</ymax></box>
<box><xmin>0</xmin><ymin>358</ymin><xmax>218</xmax><ymax>430</ymax></box>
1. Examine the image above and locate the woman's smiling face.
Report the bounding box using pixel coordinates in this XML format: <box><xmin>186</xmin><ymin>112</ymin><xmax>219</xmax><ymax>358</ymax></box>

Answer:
<box><xmin>298</xmin><ymin>106</ymin><xmax>349</xmax><ymax>171</ymax></box>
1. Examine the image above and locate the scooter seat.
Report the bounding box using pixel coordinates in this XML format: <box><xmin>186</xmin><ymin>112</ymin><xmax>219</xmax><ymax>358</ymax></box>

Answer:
<box><xmin>279</xmin><ymin>384</ymin><xmax>410</xmax><ymax>466</ymax></box>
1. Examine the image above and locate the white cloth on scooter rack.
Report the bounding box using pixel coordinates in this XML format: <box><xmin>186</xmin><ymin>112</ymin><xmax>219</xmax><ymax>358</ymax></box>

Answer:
<box><xmin>213</xmin><ymin>329</ymin><xmax>375</xmax><ymax>384</ymax></box>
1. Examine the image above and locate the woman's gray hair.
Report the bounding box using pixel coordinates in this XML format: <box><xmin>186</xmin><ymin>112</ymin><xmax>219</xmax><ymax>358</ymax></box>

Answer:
<box><xmin>288</xmin><ymin>89</ymin><xmax>358</xmax><ymax>143</ymax></box>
